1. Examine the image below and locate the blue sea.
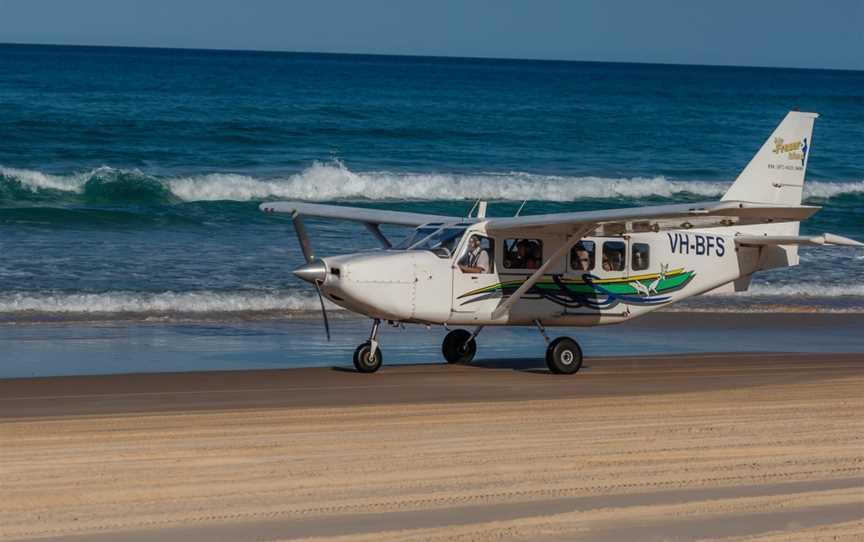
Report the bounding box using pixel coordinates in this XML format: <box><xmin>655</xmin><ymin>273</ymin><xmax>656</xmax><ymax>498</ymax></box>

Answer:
<box><xmin>1</xmin><ymin>44</ymin><xmax>863</xmax><ymax>326</ymax></box>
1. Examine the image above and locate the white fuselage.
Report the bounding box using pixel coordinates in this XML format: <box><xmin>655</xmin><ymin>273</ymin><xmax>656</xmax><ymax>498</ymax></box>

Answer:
<box><xmin>314</xmin><ymin>223</ymin><xmax>789</xmax><ymax>327</ymax></box>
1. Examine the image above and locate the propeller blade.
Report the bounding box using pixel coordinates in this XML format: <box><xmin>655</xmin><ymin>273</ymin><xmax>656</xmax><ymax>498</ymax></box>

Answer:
<box><xmin>290</xmin><ymin>212</ymin><xmax>328</xmax><ymax>340</ymax></box>
<box><xmin>314</xmin><ymin>280</ymin><xmax>331</xmax><ymax>341</ymax></box>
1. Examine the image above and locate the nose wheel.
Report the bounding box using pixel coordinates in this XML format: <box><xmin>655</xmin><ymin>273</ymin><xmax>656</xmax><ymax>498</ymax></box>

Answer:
<box><xmin>353</xmin><ymin>341</ymin><xmax>383</xmax><ymax>373</ymax></box>
<box><xmin>353</xmin><ymin>319</ymin><xmax>383</xmax><ymax>373</ymax></box>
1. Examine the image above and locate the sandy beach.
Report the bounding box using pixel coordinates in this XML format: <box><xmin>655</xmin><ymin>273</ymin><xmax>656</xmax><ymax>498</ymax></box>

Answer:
<box><xmin>1</xmin><ymin>351</ymin><xmax>862</xmax><ymax>541</ymax></box>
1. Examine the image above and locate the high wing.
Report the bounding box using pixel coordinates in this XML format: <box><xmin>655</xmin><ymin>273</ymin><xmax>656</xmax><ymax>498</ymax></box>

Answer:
<box><xmin>261</xmin><ymin>200</ymin><xmax>816</xmax><ymax>233</ymax></box>
<box><xmin>484</xmin><ymin>200</ymin><xmax>819</xmax><ymax>236</ymax></box>
<box><xmin>260</xmin><ymin>201</ymin><xmax>463</xmax><ymax>227</ymax></box>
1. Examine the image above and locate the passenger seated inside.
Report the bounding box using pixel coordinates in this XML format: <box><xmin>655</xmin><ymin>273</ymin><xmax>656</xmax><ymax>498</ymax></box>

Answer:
<box><xmin>602</xmin><ymin>241</ymin><xmax>626</xmax><ymax>271</ymax></box>
<box><xmin>571</xmin><ymin>241</ymin><xmax>595</xmax><ymax>271</ymax></box>
<box><xmin>632</xmin><ymin>243</ymin><xmax>650</xmax><ymax>271</ymax></box>
<box><xmin>503</xmin><ymin>239</ymin><xmax>541</xmax><ymax>269</ymax></box>
<box><xmin>525</xmin><ymin>241</ymin><xmax>542</xmax><ymax>269</ymax></box>
<box><xmin>458</xmin><ymin>235</ymin><xmax>491</xmax><ymax>274</ymax></box>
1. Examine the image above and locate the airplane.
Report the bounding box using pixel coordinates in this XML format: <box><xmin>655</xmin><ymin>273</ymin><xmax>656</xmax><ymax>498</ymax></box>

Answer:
<box><xmin>261</xmin><ymin>111</ymin><xmax>862</xmax><ymax>374</ymax></box>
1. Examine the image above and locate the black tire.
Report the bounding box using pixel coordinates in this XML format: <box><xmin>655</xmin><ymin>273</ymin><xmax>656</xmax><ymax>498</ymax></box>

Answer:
<box><xmin>442</xmin><ymin>329</ymin><xmax>477</xmax><ymax>364</ymax></box>
<box><xmin>353</xmin><ymin>342</ymin><xmax>383</xmax><ymax>373</ymax></box>
<box><xmin>545</xmin><ymin>337</ymin><xmax>583</xmax><ymax>375</ymax></box>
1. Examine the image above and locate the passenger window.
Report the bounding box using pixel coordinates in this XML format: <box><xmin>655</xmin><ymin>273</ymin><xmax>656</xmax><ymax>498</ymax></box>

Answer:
<box><xmin>458</xmin><ymin>235</ymin><xmax>495</xmax><ymax>274</ymax></box>
<box><xmin>602</xmin><ymin>241</ymin><xmax>626</xmax><ymax>272</ymax></box>
<box><xmin>502</xmin><ymin>239</ymin><xmax>543</xmax><ymax>270</ymax></box>
<box><xmin>632</xmin><ymin>243</ymin><xmax>650</xmax><ymax>271</ymax></box>
<box><xmin>570</xmin><ymin>241</ymin><xmax>595</xmax><ymax>271</ymax></box>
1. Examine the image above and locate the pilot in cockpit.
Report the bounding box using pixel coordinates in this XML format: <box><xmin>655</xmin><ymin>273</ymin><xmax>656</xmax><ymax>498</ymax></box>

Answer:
<box><xmin>458</xmin><ymin>235</ymin><xmax>489</xmax><ymax>274</ymax></box>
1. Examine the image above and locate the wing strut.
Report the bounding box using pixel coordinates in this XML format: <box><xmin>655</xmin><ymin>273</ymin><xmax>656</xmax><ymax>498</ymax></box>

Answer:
<box><xmin>364</xmin><ymin>223</ymin><xmax>392</xmax><ymax>249</ymax></box>
<box><xmin>491</xmin><ymin>225</ymin><xmax>594</xmax><ymax>320</ymax></box>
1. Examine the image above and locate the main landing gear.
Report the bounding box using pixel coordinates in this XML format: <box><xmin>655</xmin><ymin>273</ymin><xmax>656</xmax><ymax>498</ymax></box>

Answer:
<box><xmin>535</xmin><ymin>320</ymin><xmax>583</xmax><ymax>374</ymax></box>
<box><xmin>440</xmin><ymin>322</ymin><xmax>582</xmax><ymax>375</ymax></box>
<box><xmin>442</xmin><ymin>327</ymin><xmax>481</xmax><ymax>364</ymax></box>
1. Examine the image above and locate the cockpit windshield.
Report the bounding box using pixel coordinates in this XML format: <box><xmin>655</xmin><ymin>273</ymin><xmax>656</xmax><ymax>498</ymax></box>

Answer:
<box><xmin>391</xmin><ymin>226</ymin><xmax>440</xmax><ymax>250</ymax></box>
<box><xmin>407</xmin><ymin>227</ymin><xmax>466</xmax><ymax>258</ymax></box>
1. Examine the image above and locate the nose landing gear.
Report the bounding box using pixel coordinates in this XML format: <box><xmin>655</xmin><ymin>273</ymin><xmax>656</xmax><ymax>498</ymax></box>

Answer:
<box><xmin>353</xmin><ymin>319</ymin><xmax>383</xmax><ymax>373</ymax></box>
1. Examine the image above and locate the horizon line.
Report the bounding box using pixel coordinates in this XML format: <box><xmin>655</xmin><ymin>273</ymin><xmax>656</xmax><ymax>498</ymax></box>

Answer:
<box><xmin>2</xmin><ymin>41</ymin><xmax>860</xmax><ymax>73</ymax></box>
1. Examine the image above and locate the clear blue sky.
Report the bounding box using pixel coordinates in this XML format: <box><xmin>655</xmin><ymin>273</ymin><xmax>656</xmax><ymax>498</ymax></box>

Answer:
<box><xmin>1</xmin><ymin>0</ymin><xmax>861</xmax><ymax>69</ymax></box>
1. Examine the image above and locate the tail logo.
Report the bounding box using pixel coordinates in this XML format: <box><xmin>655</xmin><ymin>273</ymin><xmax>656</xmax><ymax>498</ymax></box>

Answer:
<box><xmin>772</xmin><ymin>137</ymin><xmax>806</xmax><ymax>164</ymax></box>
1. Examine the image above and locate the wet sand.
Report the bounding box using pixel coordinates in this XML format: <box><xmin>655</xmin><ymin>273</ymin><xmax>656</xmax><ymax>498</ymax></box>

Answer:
<box><xmin>1</xmin><ymin>352</ymin><xmax>863</xmax><ymax>541</ymax></box>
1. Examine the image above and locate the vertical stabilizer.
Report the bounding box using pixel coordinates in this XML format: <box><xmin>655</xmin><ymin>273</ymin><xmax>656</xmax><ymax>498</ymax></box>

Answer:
<box><xmin>722</xmin><ymin>111</ymin><xmax>818</xmax><ymax>205</ymax></box>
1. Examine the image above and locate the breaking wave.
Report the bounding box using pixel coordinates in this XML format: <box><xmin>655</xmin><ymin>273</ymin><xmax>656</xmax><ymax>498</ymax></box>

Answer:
<box><xmin>2</xmin><ymin>162</ymin><xmax>863</xmax><ymax>203</ymax></box>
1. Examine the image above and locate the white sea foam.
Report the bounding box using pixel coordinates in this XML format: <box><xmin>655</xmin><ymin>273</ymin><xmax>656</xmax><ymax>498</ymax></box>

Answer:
<box><xmin>0</xmin><ymin>291</ymin><xmax>340</xmax><ymax>315</ymax></box>
<box><xmin>3</xmin><ymin>162</ymin><xmax>863</xmax><ymax>202</ymax></box>
<box><xmin>167</xmin><ymin>163</ymin><xmax>732</xmax><ymax>201</ymax></box>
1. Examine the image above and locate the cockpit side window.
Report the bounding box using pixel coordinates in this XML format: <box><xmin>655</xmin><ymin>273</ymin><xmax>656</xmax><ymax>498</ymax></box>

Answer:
<box><xmin>458</xmin><ymin>235</ymin><xmax>494</xmax><ymax>274</ymax></box>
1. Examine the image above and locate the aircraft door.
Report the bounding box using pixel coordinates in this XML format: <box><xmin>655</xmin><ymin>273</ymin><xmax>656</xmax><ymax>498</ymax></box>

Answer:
<box><xmin>451</xmin><ymin>233</ymin><xmax>499</xmax><ymax>320</ymax></box>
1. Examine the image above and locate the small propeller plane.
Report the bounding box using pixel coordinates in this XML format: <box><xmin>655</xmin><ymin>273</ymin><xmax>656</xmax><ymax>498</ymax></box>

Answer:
<box><xmin>261</xmin><ymin>111</ymin><xmax>862</xmax><ymax>374</ymax></box>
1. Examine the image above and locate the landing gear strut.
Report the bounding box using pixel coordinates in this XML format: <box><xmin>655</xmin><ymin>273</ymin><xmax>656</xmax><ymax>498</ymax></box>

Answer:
<box><xmin>442</xmin><ymin>327</ymin><xmax>482</xmax><ymax>364</ymax></box>
<box><xmin>535</xmin><ymin>320</ymin><xmax>583</xmax><ymax>375</ymax></box>
<box><xmin>353</xmin><ymin>319</ymin><xmax>383</xmax><ymax>373</ymax></box>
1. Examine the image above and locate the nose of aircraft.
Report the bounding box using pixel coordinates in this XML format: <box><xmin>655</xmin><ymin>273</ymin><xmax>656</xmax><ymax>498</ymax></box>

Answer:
<box><xmin>293</xmin><ymin>259</ymin><xmax>327</xmax><ymax>284</ymax></box>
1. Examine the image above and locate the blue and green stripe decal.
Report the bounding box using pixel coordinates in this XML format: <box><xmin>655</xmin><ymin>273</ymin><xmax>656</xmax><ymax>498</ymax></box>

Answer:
<box><xmin>458</xmin><ymin>268</ymin><xmax>695</xmax><ymax>310</ymax></box>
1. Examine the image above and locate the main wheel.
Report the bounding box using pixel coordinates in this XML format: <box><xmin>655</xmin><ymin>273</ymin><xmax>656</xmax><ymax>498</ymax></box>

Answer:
<box><xmin>545</xmin><ymin>337</ymin><xmax>583</xmax><ymax>375</ymax></box>
<box><xmin>442</xmin><ymin>329</ymin><xmax>477</xmax><ymax>364</ymax></box>
<box><xmin>353</xmin><ymin>342</ymin><xmax>383</xmax><ymax>373</ymax></box>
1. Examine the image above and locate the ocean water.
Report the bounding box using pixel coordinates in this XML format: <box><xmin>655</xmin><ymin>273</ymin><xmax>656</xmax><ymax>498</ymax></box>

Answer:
<box><xmin>1</xmin><ymin>44</ymin><xmax>863</xmax><ymax>323</ymax></box>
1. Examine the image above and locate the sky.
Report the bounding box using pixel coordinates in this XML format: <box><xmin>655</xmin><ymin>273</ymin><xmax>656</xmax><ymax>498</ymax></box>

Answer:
<box><xmin>0</xmin><ymin>0</ymin><xmax>861</xmax><ymax>70</ymax></box>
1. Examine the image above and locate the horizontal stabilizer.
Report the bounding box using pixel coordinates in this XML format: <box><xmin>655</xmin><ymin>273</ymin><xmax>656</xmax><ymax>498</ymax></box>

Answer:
<box><xmin>735</xmin><ymin>233</ymin><xmax>863</xmax><ymax>247</ymax></box>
